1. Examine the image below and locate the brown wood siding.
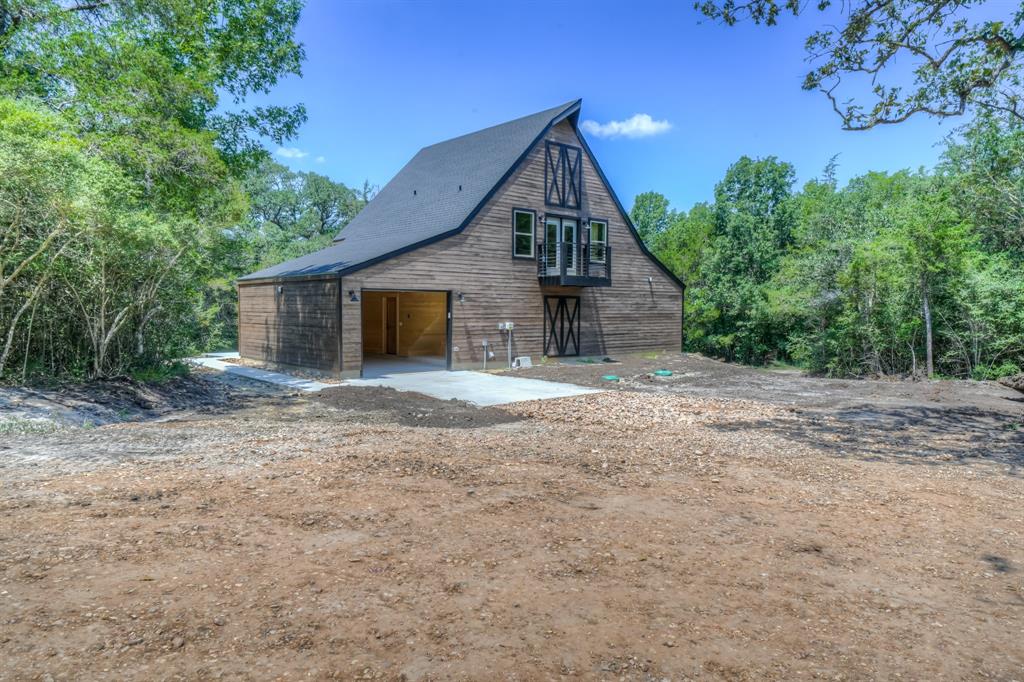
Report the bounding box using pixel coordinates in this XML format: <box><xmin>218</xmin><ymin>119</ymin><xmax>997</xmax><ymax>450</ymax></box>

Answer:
<box><xmin>238</xmin><ymin>279</ymin><xmax>340</xmax><ymax>373</ymax></box>
<box><xmin>340</xmin><ymin>119</ymin><xmax>681</xmax><ymax>375</ymax></box>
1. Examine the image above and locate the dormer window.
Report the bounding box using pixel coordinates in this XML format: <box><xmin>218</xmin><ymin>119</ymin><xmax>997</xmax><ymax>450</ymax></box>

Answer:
<box><xmin>545</xmin><ymin>141</ymin><xmax>582</xmax><ymax>209</ymax></box>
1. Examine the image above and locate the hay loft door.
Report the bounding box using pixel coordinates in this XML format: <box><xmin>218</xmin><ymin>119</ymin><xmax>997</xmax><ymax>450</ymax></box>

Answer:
<box><xmin>543</xmin><ymin>295</ymin><xmax>580</xmax><ymax>357</ymax></box>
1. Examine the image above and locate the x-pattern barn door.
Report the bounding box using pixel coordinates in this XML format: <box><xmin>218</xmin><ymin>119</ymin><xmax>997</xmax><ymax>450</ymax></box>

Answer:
<box><xmin>543</xmin><ymin>296</ymin><xmax>581</xmax><ymax>357</ymax></box>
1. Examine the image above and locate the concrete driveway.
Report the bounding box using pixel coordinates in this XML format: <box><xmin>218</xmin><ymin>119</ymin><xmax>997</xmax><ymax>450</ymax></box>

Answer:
<box><xmin>190</xmin><ymin>353</ymin><xmax>601</xmax><ymax>406</ymax></box>
<box><xmin>347</xmin><ymin>370</ymin><xmax>602</xmax><ymax>406</ymax></box>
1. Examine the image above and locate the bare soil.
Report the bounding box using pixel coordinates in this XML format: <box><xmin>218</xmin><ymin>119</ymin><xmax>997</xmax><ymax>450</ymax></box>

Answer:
<box><xmin>519</xmin><ymin>353</ymin><xmax>1024</xmax><ymax>468</ymax></box>
<box><xmin>1</xmin><ymin>356</ymin><xmax>1022</xmax><ymax>681</ymax></box>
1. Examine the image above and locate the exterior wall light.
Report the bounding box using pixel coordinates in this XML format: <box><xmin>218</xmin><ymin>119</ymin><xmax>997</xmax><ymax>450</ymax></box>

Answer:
<box><xmin>456</xmin><ymin>291</ymin><xmax>465</xmax><ymax>303</ymax></box>
<box><xmin>349</xmin><ymin>290</ymin><xmax>359</xmax><ymax>302</ymax></box>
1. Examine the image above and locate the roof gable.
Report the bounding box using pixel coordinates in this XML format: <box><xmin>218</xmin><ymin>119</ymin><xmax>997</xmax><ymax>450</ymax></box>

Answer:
<box><xmin>240</xmin><ymin>100</ymin><xmax>581</xmax><ymax>281</ymax></box>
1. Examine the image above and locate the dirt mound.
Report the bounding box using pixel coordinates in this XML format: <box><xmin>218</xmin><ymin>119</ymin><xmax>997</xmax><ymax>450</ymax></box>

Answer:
<box><xmin>313</xmin><ymin>385</ymin><xmax>524</xmax><ymax>428</ymax></box>
<box><xmin>0</xmin><ymin>370</ymin><xmax>274</xmax><ymax>429</ymax></box>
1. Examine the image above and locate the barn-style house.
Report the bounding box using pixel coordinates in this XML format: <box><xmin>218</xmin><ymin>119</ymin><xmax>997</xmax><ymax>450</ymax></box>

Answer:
<box><xmin>238</xmin><ymin>100</ymin><xmax>685</xmax><ymax>378</ymax></box>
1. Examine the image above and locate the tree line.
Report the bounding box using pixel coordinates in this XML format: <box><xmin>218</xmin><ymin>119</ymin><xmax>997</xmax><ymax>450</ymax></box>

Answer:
<box><xmin>2</xmin><ymin>0</ymin><xmax>1022</xmax><ymax>384</ymax></box>
<box><xmin>634</xmin><ymin>114</ymin><xmax>1024</xmax><ymax>379</ymax></box>
<box><xmin>0</xmin><ymin>1</ymin><xmax>364</xmax><ymax>382</ymax></box>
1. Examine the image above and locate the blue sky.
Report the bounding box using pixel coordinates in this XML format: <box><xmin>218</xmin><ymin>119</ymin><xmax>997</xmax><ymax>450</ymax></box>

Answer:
<box><xmin>255</xmin><ymin>0</ymin><xmax>964</xmax><ymax>212</ymax></box>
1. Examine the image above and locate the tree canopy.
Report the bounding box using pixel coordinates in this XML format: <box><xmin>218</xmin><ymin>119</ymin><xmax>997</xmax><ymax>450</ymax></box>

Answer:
<box><xmin>639</xmin><ymin>114</ymin><xmax>1024</xmax><ymax>379</ymax></box>
<box><xmin>696</xmin><ymin>0</ymin><xmax>1024</xmax><ymax>130</ymax></box>
<box><xmin>0</xmin><ymin>0</ymin><xmax>311</xmax><ymax>381</ymax></box>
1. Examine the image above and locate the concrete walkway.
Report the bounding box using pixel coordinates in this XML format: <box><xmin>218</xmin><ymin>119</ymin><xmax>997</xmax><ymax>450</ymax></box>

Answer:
<box><xmin>190</xmin><ymin>353</ymin><xmax>601</xmax><ymax>405</ymax></box>
<box><xmin>347</xmin><ymin>370</ymin><xmax>601</xmax><ymax>406</ymax></box>
<box><xmin>188</xmin><ymin>353</ymin><xmax>334</xmax><ymax>392</ymax></box>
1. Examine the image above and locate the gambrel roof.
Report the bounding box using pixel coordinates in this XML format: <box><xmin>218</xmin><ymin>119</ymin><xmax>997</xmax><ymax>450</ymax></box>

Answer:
<box><xmin>239</xmin><ymin>99</ymin><xmax>683</xmax><ymax>289</ymax></box>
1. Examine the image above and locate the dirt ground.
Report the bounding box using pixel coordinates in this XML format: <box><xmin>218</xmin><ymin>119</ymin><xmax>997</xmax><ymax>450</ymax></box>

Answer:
<box><xmin>1</xmin><ymin>355</ymin><xmax>1022</xmax><ymax>680</ymax></box>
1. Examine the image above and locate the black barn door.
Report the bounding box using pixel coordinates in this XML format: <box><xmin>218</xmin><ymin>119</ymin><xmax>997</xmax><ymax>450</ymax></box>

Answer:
<box><xmin>543</xmin><ymin>295</ymin><xmax>580</xmax><ymax>356</ymax></box>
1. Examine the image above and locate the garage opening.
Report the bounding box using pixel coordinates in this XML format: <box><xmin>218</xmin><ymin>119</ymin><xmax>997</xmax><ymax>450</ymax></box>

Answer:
<box><xmin>360</xmin><ymin>290</ymin><xmax>450</xmax><ymax>378</ymax></box>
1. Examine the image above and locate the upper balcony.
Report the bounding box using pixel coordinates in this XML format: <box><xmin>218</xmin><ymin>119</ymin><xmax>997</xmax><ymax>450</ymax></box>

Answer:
<box><xmin>536</xmin><ymin>241</ymin><xmax>611</xmax><ymax>287</ymax></box>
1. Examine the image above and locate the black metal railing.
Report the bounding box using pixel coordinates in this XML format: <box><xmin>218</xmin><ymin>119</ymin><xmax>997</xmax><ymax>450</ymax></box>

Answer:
<box><xmin>536</xmin><ymin>241</ymin><xmax>611</xmax><ymax>283</ymax></box>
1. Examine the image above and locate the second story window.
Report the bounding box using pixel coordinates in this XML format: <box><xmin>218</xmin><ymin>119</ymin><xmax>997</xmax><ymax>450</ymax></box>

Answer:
<box><xmin>512</xmin><ymin>209</ymin><xmax>535</xmax><ymax>258</ymax></box>
<box><xmin>545</xmin><ymin>141</ymin><xmax>582</xmax><ymax>209</ymax></box>
<box><xmin>589</xmin><ymin>219</ymin><xmax>607</xmax><ymax>263</ymax></box>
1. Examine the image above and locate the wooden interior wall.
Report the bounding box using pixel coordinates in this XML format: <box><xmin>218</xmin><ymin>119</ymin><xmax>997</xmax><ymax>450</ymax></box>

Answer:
<box><xmin>338</xmin><ymin>118</ymin><xmax>682</xmax><ymax>377</ymax></box>
<box><xmin>361</xmin><ymin>290</ymin><xmax>385</xmax><ymax>354</ymax></box>
<box><xmin>396</xmin><ymin>291</ymin><xmax>446</xmax><ymax>357</ymax></box>
<box><xmin>358</xmin><ymin>290</ymin><xmax>446</xmax><ymax>358</ymax></box>
<box><xmin>237</xmin><ymin>279</ymin><xmax>339</xmax><ymax>373</ymax></box>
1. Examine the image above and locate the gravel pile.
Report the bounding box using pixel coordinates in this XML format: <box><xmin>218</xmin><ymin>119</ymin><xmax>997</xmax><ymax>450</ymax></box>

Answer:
<box><xmin>507</xmin><ymin>391</ymin><xmax>793</xmax><ymax>430</ymax></box>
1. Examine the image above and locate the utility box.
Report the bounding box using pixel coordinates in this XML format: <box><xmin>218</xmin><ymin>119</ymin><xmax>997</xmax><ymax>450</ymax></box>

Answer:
<box><xmin>498</xmin><ymin>321</ymin><xmax>514</xmax><ymax>331</ymax></box>
<box><xmin>512</xmin><ymin>356</ymin><xmax>532</xmax><ymax>369</ymax></box>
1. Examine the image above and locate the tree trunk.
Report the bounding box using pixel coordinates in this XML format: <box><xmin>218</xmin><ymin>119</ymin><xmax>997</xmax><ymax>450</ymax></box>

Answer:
<box><xmin>921</xmin><ymin>275</ymin><xmax>934</xmax><ymax>379</ymax></box>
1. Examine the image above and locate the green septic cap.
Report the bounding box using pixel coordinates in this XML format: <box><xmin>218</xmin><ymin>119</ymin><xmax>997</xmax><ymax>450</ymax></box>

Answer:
<box><xmin>654</xmin><ymin>369</ymin><xmax>673</xmax><ymax>377</ymax></box>
<box><xmin>601</xmin><ymin>375</ymin><xmax>620</xmax><ymax>382</ymax></box>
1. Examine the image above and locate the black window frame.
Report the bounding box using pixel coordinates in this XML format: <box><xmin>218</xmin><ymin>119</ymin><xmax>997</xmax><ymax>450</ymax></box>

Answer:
<box><xmin>511</xmin><ymin>208</ymin><xmax>536</xmax><ymax>259</ymax></box>
<box><xmin>544</xmin><ymin>141</ymin><xmax>582</xmax><ymax>209</ymax></box>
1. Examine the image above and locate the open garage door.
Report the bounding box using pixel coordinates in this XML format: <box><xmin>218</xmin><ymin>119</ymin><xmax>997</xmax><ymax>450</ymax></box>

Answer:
<box><xmin>360</xmin><ymin>290</ymin><xmax>450</xmax><ymax>377</ymax></box>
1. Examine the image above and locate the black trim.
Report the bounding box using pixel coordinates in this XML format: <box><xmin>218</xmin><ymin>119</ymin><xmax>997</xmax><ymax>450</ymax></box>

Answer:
<box><xmin>331</xmin><ymin>101</ymin><xmax>582</xmax><ymax>279</ymax></box>
<box><xmin>544</xmin><ymin>141</ymin><xmax>582</xmax><ymax>209</ymax></box>
<box><xmin>239</xmin><ymin>99</ymin><xmax>685</xmax><ymax>293</ymax></box>
<box><xmin>681</xmin><ymin>287</ymin><xmax>686</xmax><ymax>353</ymax></box>
<box><xmin>446</xmin><ymin>290</ymin><xmax>453</xmax><ymax>370</ymax></box>
<box><xmin>238</xmin><ymin>101</ymin><xmax>583</xmax><ymax>285</ymax></box>
<box><xmin>543</xmin><ymin>295</ymin><xmax>581</xmax><ymax>356</ymax></box>
<box><xmin>511</xmin><ymin>207</ymin><xmax>536</xmax><ymax>259</ymax></box>
<box><xmin>573</xmin><ymin>128</ymin><xmax>686</xmax><ymax>292</ymax></box>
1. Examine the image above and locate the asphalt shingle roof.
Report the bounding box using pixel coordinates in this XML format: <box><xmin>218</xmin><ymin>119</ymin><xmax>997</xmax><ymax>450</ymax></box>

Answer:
<box><xmin>239</xmin><ymin>100</ymin><xmax>581</xmax><ymax>281</ymax></box>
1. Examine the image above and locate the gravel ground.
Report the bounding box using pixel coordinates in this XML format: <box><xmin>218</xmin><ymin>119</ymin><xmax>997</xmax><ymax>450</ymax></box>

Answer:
<box><xmin>1</xmin><ymin>357</ymin><xmax>1023</xmax><ymax>680</ymax></box>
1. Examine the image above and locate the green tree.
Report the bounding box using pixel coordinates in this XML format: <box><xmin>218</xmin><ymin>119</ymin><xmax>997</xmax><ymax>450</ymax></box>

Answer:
<box><xmin>630</xmin><ymin>191</ymin><xmax>675</xmax><ymax>245</ymax></box>
<box><xmin>693</xmin><ymin>156</ymin><xmax>797</xmax><ymax>362</ymax></box>
<box><xmin>895</xmin><ymin>179</ymin><xmax>974</xmax><ymax>377</ymax></box>
<box><xmin>202</xmin><ymin>158</ymin><xmax>367</xmax><ymax>350</ymax></box>
<box><xmin>0</xmin><ymin>0</ymin><xmax>307</xmax><ymax>381</ymax></box>
<box><xmin>696</xmin><ymin>0</ymin><xmax>1024</xmax><ymax>130</ymax></box>
<box><xmin>940</xmin><ymin>112</ymin><xmax>1024</xmax><ymax>255</ymax></box>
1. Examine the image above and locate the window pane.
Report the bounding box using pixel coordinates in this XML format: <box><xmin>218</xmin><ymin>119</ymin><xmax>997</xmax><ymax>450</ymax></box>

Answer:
<box><xmin>546</xmin><ymin>218</ymin><xmax>559</xmax><ymax>243</ymax></box>
<box><xmin>562</xmin><ymin>219</ymin><xmax>577</xmax><ymax>243</ymax></box>
<box><xmin>514</xmin><ymin>233</ymin><xmax>533</xmax><ymax>256</ymax></box>
<box><xmin>515</xmin><ymin>211</ymin><xmax>533</xmax><ymax>234</ymax></box>
<box><xmin>590</xmin><ymin>221</ymin><xmax>607</xmax><ymax>262</ymax></box>
<box><xmin>513</xmin><ymin>211</ymin><xmax>533</xmax><ymax>256</ymax></box>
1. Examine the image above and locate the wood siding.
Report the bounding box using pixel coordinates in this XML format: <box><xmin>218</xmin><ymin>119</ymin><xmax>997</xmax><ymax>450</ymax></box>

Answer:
<box><xmin>237</xmin><ymin>279</ymin><xmax>340</xmax><ymax>373</ymax></box>
<box><xmin>338</xmin><ymin>119</ymin><xmax>682</xmax><ymax>375</ymax></box>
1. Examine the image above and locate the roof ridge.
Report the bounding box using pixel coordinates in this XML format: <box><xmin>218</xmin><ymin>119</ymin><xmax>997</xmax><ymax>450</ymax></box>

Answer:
<box><xmin>420</xmin><ymin>99</ymin><xmax>580</xmax><ymax>151</ymax></box>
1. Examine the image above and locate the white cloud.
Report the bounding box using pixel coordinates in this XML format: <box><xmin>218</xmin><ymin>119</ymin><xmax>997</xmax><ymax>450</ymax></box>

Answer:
<box><xmin>275</xmin><ymin>146</ymin><xmax>309</xmax><ymax>159</ymax></box>
<box><xmin>580</xmin><ymin>113</ymin><xmax>672</xmax><ymax>139</ymax></box>
<box><xmin>315</xmin><ymin>155</ymin><xmax>326</xmax><ymax>163</ymax></box>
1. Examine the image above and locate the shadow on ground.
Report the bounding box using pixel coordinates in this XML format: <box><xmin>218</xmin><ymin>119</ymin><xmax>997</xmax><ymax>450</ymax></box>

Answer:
<box><xmin>712</xmin><ymin>402</ymin><xmax>1024</xmax><ymax>472</ymax></box>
